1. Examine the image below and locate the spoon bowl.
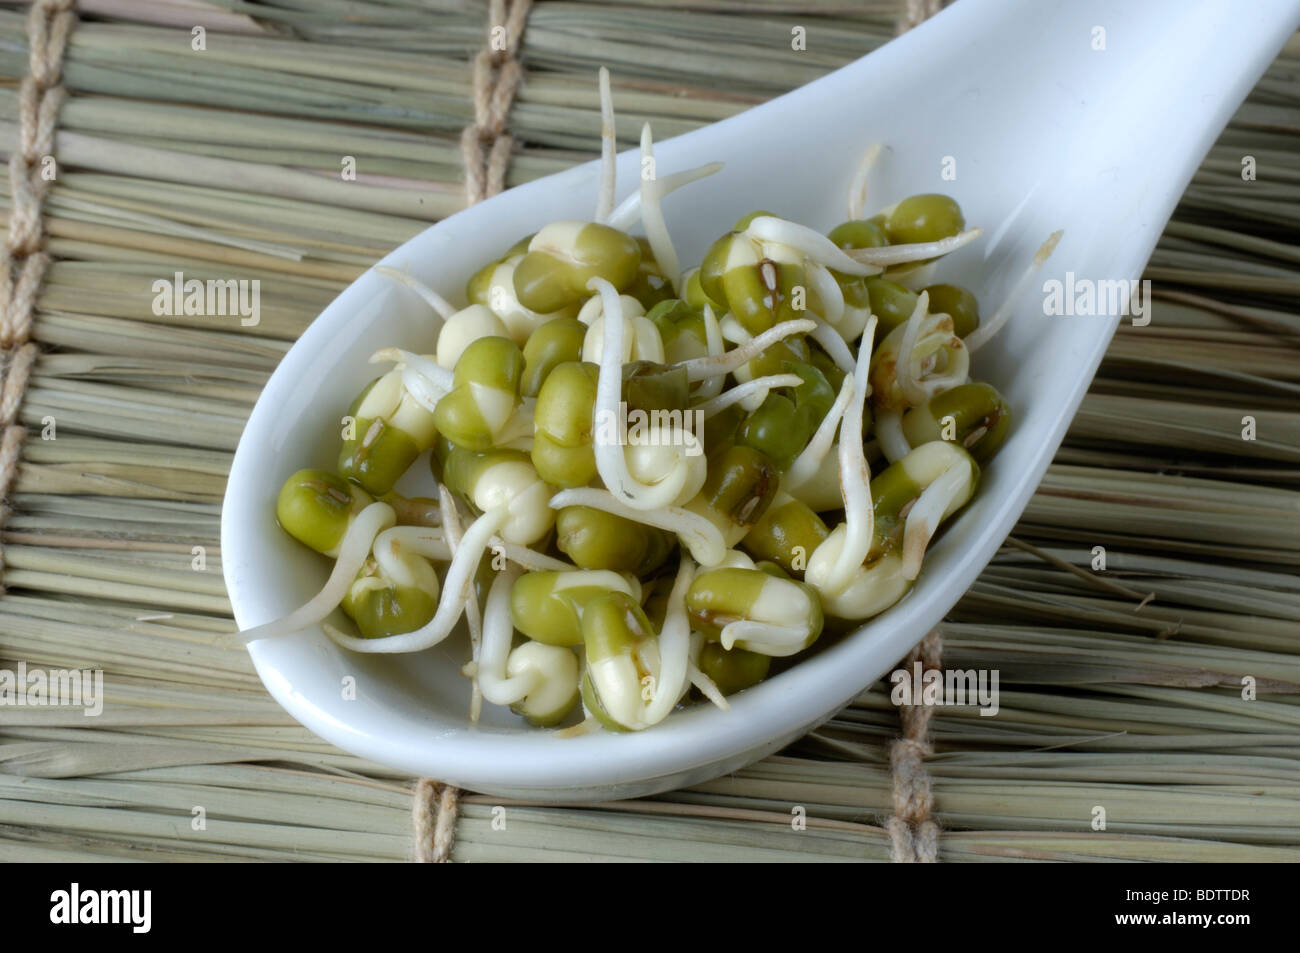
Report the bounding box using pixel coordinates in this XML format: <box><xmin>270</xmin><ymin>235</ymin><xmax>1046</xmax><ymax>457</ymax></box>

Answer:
<box><xmin>221</xmin><ymin>0</ymin><xmax>1300</xmax><ymax>798</ymax></box>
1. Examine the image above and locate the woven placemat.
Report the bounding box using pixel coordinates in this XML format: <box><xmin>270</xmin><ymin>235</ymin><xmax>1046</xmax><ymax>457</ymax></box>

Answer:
<box><xmin>0</xmin><ymin>0</ymin><xmax>1297</xmax><ymax>862</ymax></box>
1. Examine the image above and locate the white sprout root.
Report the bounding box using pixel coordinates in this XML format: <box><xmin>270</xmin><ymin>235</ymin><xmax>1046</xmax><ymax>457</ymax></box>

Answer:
<box><xmin>964</xmin><ymin>229</ymin><xmax>1064</xmax><ymax>353</ymax></box>
<box><xmin>692</xmin><ymin>304</ymin><xmax>727</xmax><ymax>399</ymax></box>
<box><xmin>596</xmin><ymin>66</ymin><xmax>616</xmax><ymax>223</ymax></box>
<box><xmin>373</xmin><ymin>265</ymin><xmax>456</xmax><ymax>322</ymax></box>
<box><xmin>370</xmin><ymin>523</ymin><xmax>569</xmax><ymax>572</ymax></box>
<box><xmin>239</xmin><ymin>502</ymin><xmax>396</xmax><ymax>645</ymax></box>
<box><xmin>440</xmin><ymin>485</ymin><xmax>483</xmax><ymax>723</ymax></box>
<box><xmin>843</xmin><ymin>227</ymin><xmax>983</xmax><ymax>268</ymax></box>
<box><xmin>785</xmin><ymin>372</ymin><xmax>854</xmax><ymax>491</ymax></box>
<box><xmin>322</xmin><ymin>506</ymin><xmax>508</xmax><ymax>654</ymax></box>
<box><xmin>847</xmin><ymin>142</ymin><xmax>884</xmax><ymax>220</ymax></box>
<box><xmin>824</xmin><ymin>316</ymin><xmax>878</xmax><ymax>594</ymax></box>
<box><xmin>479</xmin><ymin>565</ymin><xmax>539</xmax><ymax>707</ymax></box>
<box><xmin>692</xmin><ymin>373</ymin><xmax>803</xmax><ymax>418</ymax></box>
<box><xmin>689</xmin><ymin>662</ymin><xmax>730</xmax><ymax>711</ymax></box>
<box><xmin>549</xmin><ymin>487</ymin><xmax>726</xmax><ymax>567</ymax></box>
<box><xmin>743</xmin><ymin>216</ymin><xmax>881</xmax><ymax>277</ymax></box>
<box><xmin>720</xmin><ymin>620</ymin><xmax>804</xmax><ymax>655</ymax></box>
<box><xmin>901</xmin><ymin>463</ymin><xmax>971</xmax><ymax>580</ymax></box>
<box><xmin>607</xmin><ymin>162</ymin><xmax>725</xmax><ymax>231</ymax></box>
<box><xmin>400</xmin><ymin>367</ymin><xmax>445</xmax><ymax>415</ymax></box>
<box><xmin>808</xmin><ymin>317</ymin><xmax>857</xmax><ymax>373</ymax></box>
<box><xmin>590</xmin><ymin>277</ymin><xmax>701</xmax><ymax>510</ymax></box>
<box><xmin>718</xmin><ymin>313</ymin><xmax>750</xmax><ymax>345</ymax></box>
<box><xmin>675</xmin><ymin>318</ymin><xmax>816</xmax><ymax>382</ymax></box>
<box><xmin>874</xmin><ymin>406</ymin><xmax>912</xmax><ymax>464</ymax></box>
<box><xmin>369</xmin><ymin>346</ymin><xmax>455</xmax><ymax>394</ymax></box>
<box><xmin>641</xmin><ymin>554</ymin><xmax>696</xmax><ymax>726</ymax></box>
<box><xmin>638</xmin><ymin>122</ymin><xmax>682</xmax><ymax>294</ymax></box>
<box><xmin>806</xmin><ymin>262</ymin><xmax>845</xmax><ymax>327</ymax></box>
<box><xmin>894</xmin><ymin>290</ymin><xmax>933</xmax><ymax>407</ymax></box>
<box><xmin>893</xmin><ymin>292</ymin><xmax>970</xmax><ymax>407</ymax></box>
<box><xmin>493</xmin><ymin>540</ymin><xmax>574</xmax><ymax>571</ymax></box>
<box><xmin>494</xmin><ymin>401</ymin><xmax>536</xmax><ymax>447</ymax></box>
<box><xmin>371</xmin><ymin>527</ymin><xmax>449</xmax><ymax>590</ymax></box>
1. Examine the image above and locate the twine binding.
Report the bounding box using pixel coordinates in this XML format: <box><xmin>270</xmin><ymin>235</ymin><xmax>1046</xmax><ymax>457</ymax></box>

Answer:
<box><xmin>413</xmin><ymin>779</ymin><xmax>460</xmax><ymax>863</ymax></box>
<box><xmin>459</xmin><ymin>0</ymin><xmax>532</xmax><ymax>206</ymax></box>
<box><xmin>414</xmin><ymin>0</ymin><xmax>532</xmax><ymax>862</ymax></box>
<box><xmin>0</xmin><ymin>0</ymin><xmax>77</xmax><ymax>594</ymax></box>
<box><xmin>886</xmin><ymin>628</ymin><xmax>943</xmax><ymax>862</ymax></box>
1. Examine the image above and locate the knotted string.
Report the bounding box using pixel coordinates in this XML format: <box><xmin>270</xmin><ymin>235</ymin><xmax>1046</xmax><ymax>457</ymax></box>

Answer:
<box><xmin>886</xmin><ymin>628</ymin><xmax>943</xmax><ymax>862</ymax></box>
<box><xmin>412</xmin><ymin>779</ymin><xmax>461</xmax><ymax>863</ymax></box>
<box><xmin>0</xmin><ymin>0</ymin><xmax>77</xmax><ymax>595</ymax></box>
<box><xmin>459</xmin><ymin>0</ymin><xmax>532</xmax><ymax>206</ymax></box>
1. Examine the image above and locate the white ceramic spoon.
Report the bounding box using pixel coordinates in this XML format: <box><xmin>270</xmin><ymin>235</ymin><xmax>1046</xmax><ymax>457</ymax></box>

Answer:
<box><xmin>221</xmin><ymin>0</ymin><xmax>1300</xmax><ymax>799</ymax></box>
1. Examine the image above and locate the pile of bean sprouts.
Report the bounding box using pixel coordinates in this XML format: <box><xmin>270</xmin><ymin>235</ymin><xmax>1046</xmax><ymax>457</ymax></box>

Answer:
<box><xmin>240</xmin><ymin>68</ymin><xmax>1060</xmax><ymax>734</ymax></box>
